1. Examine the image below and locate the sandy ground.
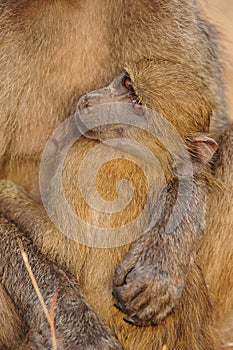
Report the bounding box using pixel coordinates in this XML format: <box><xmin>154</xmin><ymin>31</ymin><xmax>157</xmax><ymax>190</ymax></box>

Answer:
<box><xmin>206</xmin><ymin>0</ymin><xmax>233</xmax><ymax>118</ymax></box>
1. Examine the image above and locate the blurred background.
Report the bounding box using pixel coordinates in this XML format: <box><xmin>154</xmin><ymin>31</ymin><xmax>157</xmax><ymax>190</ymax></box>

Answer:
<box><xmin>206</xmin><ymin>3</ymin><xmax>233</xmax><ymax>346</ymax></box>
<box><xmin>206</xmin><ymin>0</ymin><xmax>233</xmax><ymax>118</ymax></box>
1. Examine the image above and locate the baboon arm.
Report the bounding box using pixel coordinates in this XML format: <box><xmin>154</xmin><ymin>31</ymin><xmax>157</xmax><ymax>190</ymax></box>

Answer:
<box><xmin>113</xmin><ymin>177</ymin><xmax>207</xmax><ymax>326</ymax></box>
<box><xmin>0</xmin><ymin>179</ymin><xmax>78</xmax><ymax>273</ymax></box>
<box><xmin>0</xmin><ymin>179</ymin><xmax>53</xmax><ymax>235</ymax></box>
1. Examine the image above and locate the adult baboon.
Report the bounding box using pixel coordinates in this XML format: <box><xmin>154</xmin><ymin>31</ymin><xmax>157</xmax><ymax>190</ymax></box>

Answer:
<box><xmin>0</xmin><ymin>1</ymin><xmax>232</xmax><ymax>349</ymax></box>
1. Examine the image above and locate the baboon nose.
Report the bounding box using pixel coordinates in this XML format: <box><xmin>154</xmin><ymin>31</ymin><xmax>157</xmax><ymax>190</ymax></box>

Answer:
<box><xmin>77</xmin><ymin>95</ymin><xmax>90</xmax><ymax>111</ymax></box>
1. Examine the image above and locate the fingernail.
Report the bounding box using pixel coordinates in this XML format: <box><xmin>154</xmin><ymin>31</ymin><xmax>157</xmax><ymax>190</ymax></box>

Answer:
<box><xmin>123</xmin><ymin>317</ymin><xmax>135</xmax><ymax>325</ymax></box>
<box><xmin>114</xmin><ymin>303</ymin><xmax>123</xmax><ymax>311</ymax></box>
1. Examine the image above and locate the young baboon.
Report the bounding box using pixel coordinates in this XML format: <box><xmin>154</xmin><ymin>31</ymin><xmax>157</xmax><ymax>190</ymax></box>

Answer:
<box><xmin>0</xmin><ymin>127</ymin><xmax>220</xmax><ymax>349</ymax></box>
<box><xmin>0</xmin><ymin>75</ymin><xmax>231</xmax><ymax>350</ymax></box>
<box><xmin>0</xmin><ymin>0</ymin><xmax>232</xmax><ymax>349</ymax></box>
<box><xmin>75</xmin><ymin>72</ymin><xmax>219</xmax><ymax>326</ymax></box>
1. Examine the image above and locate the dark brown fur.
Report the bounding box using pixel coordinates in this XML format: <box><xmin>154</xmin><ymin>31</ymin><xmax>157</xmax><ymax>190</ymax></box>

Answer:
<box><xmin>0</xmin><ymin>1</ymin><xmax>232</xmax><ymax>349</ymax></box>
<box><xmin>0</xmin><ymin>214</ymin><xmax>122</xmax><ymax>350</ymax></box>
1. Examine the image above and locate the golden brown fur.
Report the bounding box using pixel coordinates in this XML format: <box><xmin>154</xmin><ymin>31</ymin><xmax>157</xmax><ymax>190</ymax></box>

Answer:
<box><xmin>198</xmin><ymin>124</ymin><xmax>233</xmax><ymax>334</ymax></box>
<box><xmin>0</xmin><ymin>128</ymin><xmax>232</xmax><ymax>349</ymax></box>
<box><xmin>0</xmin><ymin>1</ymin><xmax>232</xmax><ymax>349</ymax></box>
<box><xmin>0</xmin><ymin>1</ymin><xmax>228</xmax><ymax>189</ymax></box>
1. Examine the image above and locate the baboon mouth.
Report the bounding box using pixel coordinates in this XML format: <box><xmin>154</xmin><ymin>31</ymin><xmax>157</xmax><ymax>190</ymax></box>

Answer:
<box><xmin>74</xmin><ymin>112</ymin><xmax>101</xmax><ymax>140</ymax></box>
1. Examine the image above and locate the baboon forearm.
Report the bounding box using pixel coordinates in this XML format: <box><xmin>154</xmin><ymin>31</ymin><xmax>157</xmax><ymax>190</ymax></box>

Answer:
<box><xmin>149</xmin><ymin>176</ymin><xmax>207</xmax><ymax>272</ymax></box>
<box><xmin>113</xmin><ymin>176</ymin><xmax>207</xmax><ymax>326</ymax></box>
<box><xmin>0</xmin><ymin>179</ymin><xmax>74</xmax><ymax>272</ymax></box>
<box><xmin>0</xmin><ymin>179</ymin><xmax>51</xmax><ymax>239</ymax></box>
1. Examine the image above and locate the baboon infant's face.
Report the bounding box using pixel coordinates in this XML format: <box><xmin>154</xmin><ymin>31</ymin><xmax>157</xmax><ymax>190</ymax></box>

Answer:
<box><xmin>75</xmin><ymin>73</ymin><xmax>145</xmax><ymax>141</ymax></box>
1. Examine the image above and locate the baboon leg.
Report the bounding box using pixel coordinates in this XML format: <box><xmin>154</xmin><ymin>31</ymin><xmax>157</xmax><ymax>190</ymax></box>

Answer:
<box><xmin>0</xmin><ymin>214</ymin><xmax>122</xmax><ymax>350</ymax></box>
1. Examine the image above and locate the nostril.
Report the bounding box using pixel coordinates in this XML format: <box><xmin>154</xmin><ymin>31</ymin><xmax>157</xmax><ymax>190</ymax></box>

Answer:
<box><xmin>131</xmin><ymin>96</ymin><xmax>144</xmax><ymax>115</ymax></box>
<box><xmin>77</xmin><ymin>95</ymin><xmax>90</xmax><ymax>111</ymax></box>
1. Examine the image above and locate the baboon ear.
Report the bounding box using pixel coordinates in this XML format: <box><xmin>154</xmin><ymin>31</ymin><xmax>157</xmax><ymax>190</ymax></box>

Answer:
<box><xmin>173</xmin><ymin>136</ymin><xmax>218</xmax><ymax>177</ymax></box>
<box><xmin>189</xmin><ymin>136</ymin><xmax>218</xmax><ymax>173</ymax></box>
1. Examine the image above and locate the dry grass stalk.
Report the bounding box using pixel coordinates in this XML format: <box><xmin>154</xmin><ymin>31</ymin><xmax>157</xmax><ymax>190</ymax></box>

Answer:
<box><xmin>17</xmin><ymin>238</ymin><xmax>57</xmax><ymax>350</ymax></box>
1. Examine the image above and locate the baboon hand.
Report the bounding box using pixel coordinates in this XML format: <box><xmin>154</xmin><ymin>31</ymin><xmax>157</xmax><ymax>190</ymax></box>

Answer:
<box><xmin>112</xmin><ymin>233</ymin><xmax>184</xmax><ymax>327</ymax></box>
